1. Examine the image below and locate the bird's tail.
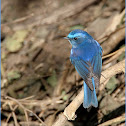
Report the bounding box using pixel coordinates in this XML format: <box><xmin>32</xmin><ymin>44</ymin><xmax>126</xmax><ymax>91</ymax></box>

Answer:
<box><xmin>83</xmin><ymin>77</ymin><xmax>98</xmax><ymax>108</ymax></box>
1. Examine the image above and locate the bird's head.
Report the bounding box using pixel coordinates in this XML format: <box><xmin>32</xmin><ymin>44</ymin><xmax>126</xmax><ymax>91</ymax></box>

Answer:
<box><xmin>64</xmin><ymin>29</ymin><xmax>93</xmax><ymax>48</ymax></box>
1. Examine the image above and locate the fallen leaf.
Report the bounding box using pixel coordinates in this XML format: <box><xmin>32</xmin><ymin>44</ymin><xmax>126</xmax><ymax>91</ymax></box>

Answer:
<box><xmin>7</xmin><ymin>70</ymin><xmax>21</xmax><ymax>83</ymax></box>
<box><xmin>47</xmin><ymin>71</ymin><xmax>57</xmax><ymax>87</ymax></box>
<box><xmin>106</xmin><ymin>76</ymin><xmax>119</xmax><ymax>93</ymax></box>
<box><xmin>70</xmin><ymin>25</ymin><xmax>84</xmax><ymax>30</ymax></box>
<box><xmin>5</xmin><ymin>30</ymin><xmax>29</xmax><ymax>52</ymax></box>
<box><xmin>100</xmin><ymin>94</ymin><xmax>120</xmax><ymax>115</ymax></box>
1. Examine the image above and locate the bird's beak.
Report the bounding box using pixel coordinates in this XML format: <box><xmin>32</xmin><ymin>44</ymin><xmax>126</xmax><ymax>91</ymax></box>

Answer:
<box><xmin>64</xmin><ymin>37</ymin><xmax>69</xmax><ymax>40</ymax></box>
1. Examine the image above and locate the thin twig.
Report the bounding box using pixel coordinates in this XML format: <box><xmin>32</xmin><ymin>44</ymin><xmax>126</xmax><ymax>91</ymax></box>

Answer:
<box><xmin>101</xmin><ymin>27</ymin><xmax>125</xmax><ymax>55</ymax></box>
<box><xmin>5</xmin><ymin>96</ymin><xmax>47</xmax><ymax>126</ymax></box>
<box><xmin>20</xmin><ymin>121</ymin><xmax>43</xmax><ymax>126</ymax></box>
<box><xmin>8</xmin><ymin>104</ymin><xmax>19</xmax><ymax>126</ymax></box>
<box><xmin>6</xmin><ymin>105</ymin><xmax>18</xmax><ymax>124</ymax></box>
<box><xmin>98</xmin><ymin>115</ymin><xmax>125</xmax><ymax>126</ymax></box>
<box><xmin>102</xmin><ymin>46</ymin><xmax>125</xmax><ymax>59</ymax></box>
<box><xmin>1</xmin><ymin>13</ymin><xmax>34</xmax><ymax>26</ymax></box>
<box><xmin>99</xmin><ymin>59</ymin><xmax>125</xmax><ymax>91</ymax></box>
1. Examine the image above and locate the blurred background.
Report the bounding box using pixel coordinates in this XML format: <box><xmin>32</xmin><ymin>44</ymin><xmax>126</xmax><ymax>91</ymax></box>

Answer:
<box><xmin>1</xmin><ymin>0</ymin><xmax>125</xmax><ymax>126</ymax></box>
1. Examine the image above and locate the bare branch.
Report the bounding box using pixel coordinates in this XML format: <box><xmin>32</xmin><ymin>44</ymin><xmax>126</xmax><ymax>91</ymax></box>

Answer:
<box><xmin>52</xmin><ymin>59</ymin><xmax>125</xmax><ymax>126</ymax></box>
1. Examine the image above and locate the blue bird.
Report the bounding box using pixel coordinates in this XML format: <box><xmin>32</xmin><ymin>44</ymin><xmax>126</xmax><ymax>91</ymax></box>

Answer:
<box><xmin>64</xmin><ymin>29</ymin><xmax>102</xmax><ymax>108</ymax></box>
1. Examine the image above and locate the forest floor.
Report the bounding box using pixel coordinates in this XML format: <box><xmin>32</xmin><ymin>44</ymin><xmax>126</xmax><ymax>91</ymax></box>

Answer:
<box><xmin>1</xmin><ymin>0</ymin><xmax>125</xmax><ymax>126</ymax></box>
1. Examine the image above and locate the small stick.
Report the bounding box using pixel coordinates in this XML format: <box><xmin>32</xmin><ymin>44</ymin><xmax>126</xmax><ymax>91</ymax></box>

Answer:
<box><xmin>98</xmin><ymin>115</ymin><xmax>125</xmax><ymax>126</ymax></box>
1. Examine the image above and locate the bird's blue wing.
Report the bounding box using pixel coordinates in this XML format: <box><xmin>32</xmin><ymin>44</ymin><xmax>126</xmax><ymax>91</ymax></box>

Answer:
<box><xmin>91</xmin><ymin>52</ymin><xmax>102</xmax><ymax>77</ymax></box>
<box><xmin>70</xmin><ymin>49</ymin><xmax>102</xmax><ymax>90</ymax></box>
<box><xmin>91</xmin><ymin>48</ymin><xmax>102</xmax><ymax>89</ymax></box>
<box><xmin>70</xmin><ymin>57</ymin><xmax>94</xmax><ymax>90</ymax></box>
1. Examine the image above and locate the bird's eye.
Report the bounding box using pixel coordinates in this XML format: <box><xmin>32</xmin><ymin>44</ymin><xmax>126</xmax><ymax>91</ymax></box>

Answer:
<box><xmin>74</xmin><ymin>37</ymin><xmax>78</xmax><ymax>40</ymax></box>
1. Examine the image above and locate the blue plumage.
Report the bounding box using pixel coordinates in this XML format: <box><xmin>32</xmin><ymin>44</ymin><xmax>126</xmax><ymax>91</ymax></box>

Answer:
<box><xmin>65</xmin><ymin>29</ymin><xmax>102</xmax><ymax>108</ymax></box>
<box><xmin>84</xmin><ymin>78</ymin><xmax>98</xmax><ymax>108</ymax></box>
